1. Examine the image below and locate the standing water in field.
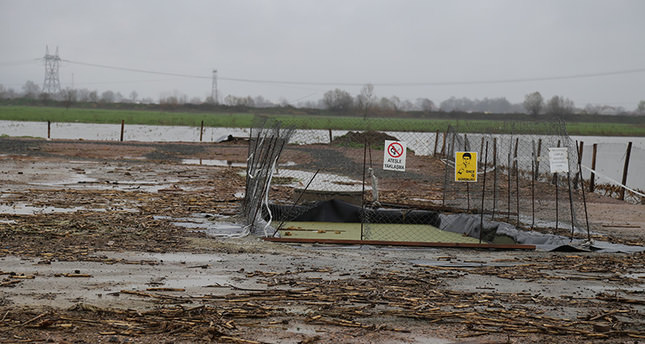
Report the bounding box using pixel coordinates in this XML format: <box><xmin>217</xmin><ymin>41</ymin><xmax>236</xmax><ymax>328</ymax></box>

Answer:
<box><xmin>1</xmin><ymin>120</ymin><xmax>643</xmax><ymax>191</ymax></box>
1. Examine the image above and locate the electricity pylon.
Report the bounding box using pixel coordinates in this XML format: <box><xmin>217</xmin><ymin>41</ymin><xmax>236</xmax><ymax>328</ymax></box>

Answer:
<box><xmin>42</xmin><ymin>46</ymin><xmax>61</xmax><ymax>94</ymax></box>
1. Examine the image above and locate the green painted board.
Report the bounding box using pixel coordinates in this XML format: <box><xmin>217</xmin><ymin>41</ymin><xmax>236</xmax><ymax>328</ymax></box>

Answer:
<box><xmin>278</xmin><ymin>222</ymin><xmax>481</xmax><ymax>244</ymax></box>
<box><xmin>279</xmin><ymin>222</ymin><xmax>361</xmax><ymax>240</ymax></box>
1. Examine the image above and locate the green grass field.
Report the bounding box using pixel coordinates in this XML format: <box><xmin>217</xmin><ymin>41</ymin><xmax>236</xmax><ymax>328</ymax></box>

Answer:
<box><xmin>1</xmin><ymin>105</ymin><xmax>643</xmax><ymax>136</ymax></box>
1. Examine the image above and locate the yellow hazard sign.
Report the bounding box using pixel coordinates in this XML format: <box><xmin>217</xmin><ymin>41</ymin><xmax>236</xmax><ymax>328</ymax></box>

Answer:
<box><xmin>455</xmin><ymin>151</ymin><xmax>478</xmax><ymax>182</ymax></box>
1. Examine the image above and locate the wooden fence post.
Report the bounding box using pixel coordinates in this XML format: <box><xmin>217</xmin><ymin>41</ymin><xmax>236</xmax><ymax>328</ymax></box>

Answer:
<box><xmin>535</xmin><ymin>138</ymin><xmax>542</xmax><ymax>180</ymax></box>
<box><xmin>619</xmin><ymin>142</ymin><xmax>632</xmax><ymax>200</ymax></box>
<box><xmin>479</xmin><ymin>136</ymin><xmax>484</xmax><ymax>164</ymax></box>
<box><xmin>589</xmin><ymin>143</ymin><xmax>597</xmax><ymax>192</ymax></box>
<box><xmin>441</xmin><ymin>131</ymin><xmax>447</xmax><ymax>156</ymax></box>
<box><xmin>433</xmin><ymin>130</ymin><xmax>439</xmax><ymax>156</ymax></box>
<box><xmin>120</xmin><ymin>120</ymin><xmax>125</xmax><ymax>142</ymax></box>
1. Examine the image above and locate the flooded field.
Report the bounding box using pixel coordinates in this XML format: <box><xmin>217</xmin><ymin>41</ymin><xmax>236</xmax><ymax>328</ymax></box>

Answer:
<box><xmin>2</xmin><ymin>120</ymin><xmax>643</xmax><ymax>191</ymax></box>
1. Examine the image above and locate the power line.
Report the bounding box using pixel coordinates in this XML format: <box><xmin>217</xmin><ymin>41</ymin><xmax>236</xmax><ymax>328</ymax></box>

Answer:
<box><xmin>55</xmin><ymin>58</ymin><xmax>645</xmax><ymax>87</ymax></box>
<box><xmin>219</xmin><ymin>68</ymin><xmax>645</xmax><ymax>86</ymax></box>
<box><xmin>72</xmin><ymin>78</ymin><xmax>187</xmax><ymax>86</ymax></box>
<box><xmin>62</xmin><ymin>59</ymin><xmax>210</xmax><ymax>79</ymax></box>
<box><xmin>0</xmin><ymin>59</ymin><xmax>40</xmax><ymax>66</ymax></box>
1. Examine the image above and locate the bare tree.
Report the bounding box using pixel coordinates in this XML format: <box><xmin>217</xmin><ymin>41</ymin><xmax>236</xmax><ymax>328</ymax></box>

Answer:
<box><xmin>584</xmin><ymin>104</ymin><xmax>601</xmax><ymax>115</ymax></box>
<box><xmin>279</xmin><ymin>98</ymin><xmax>290</xmax><ymax>107</ymax></box>
<box><xmin>5</xmin><ymin>88</ymin><xmax>17</xmax><ymax>99</ymax></box>
<box><xmin>638</xmin><ymin>100</ymin><xmax>645</xmax><ymax>115</ymax></box>
<box><xmin>253</xmin><ymin>95</ymin><xmax>274</xmax><ymax>107</ymax></box>
<box><xmin>399</xmin><ymin>99</ymin><xmax>414</xmax><ymax>111</ymax></box>
<box><xmin>323</xmin><ymin>89</ymin><xmax>353</xmax><ymax>113</ymax></box>
<box><xmin>415</xmin><ymin>98</ymin><xmax>435</xmax><ymax>113</ymax></box>
<box><xmin>22</xmin><ymin>81</ymin><xmax>40</xmax><ymax>99</ymax></box>
<box><xmin>389</xmin><ymin>96</ymin><xmax>401</xmax><ymax>112</ymax></box>
<box><xmin>204</xmin><ymin>95</ymin><xmax>216</xmax><ymax>104</ymax></box>
<box><xmin>440</xmin><ymin>96</ymin><xmax>475</xmax><ymax>112</ymax></box>
<box><xmin>356</xmin><ymin>84</ymin><xmax>375</xmax><ymax>119</ymax></box>
<box><xmin>523</xmin><ymin>91</ymin><xmax>544</xmax><ymax>116</ymax></box>
<box><xmin>545</xmin><ymin>95</ymin><xmax>575</xmax><ymax>116</ymax></box>
<box><xmin>100</xmin><ymin>90</ymin><xmax>115</xmax><ymax>103</ymax></box>
<box><xmin>129</xmin><ymin>91</ymin><xmax>138</xmax><ymax>103</ymax></box>
<box><xmin>223</xmin><ymin>95</ymin><xmax>255</xmax><ymax>107</ymax></box>
<box><xmin>378</xmin><ymin>97</ymin><xmax>396</xmax><ymax>114</ymax></box>
<box><xmin>61</xmin><ymin>87</ymin><xmax>77</xmax><ymax>108</ymax></box>
<box><xmin>76</xmin><ymin>88</ymin><xmax>90</xmax><ymax>102</ymax></box>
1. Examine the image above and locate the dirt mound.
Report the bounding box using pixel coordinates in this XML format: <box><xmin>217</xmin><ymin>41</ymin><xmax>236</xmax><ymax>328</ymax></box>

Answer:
<box><xmin>331</xmin><ymin>130</ymin><xmax>399</xmax><ymax>147</ymax></box>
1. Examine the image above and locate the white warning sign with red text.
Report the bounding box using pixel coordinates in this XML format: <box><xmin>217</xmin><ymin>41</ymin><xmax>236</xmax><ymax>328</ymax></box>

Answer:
<box><xmin>383</xmin><ymin>140</ymin><xmax>407</xmax><ymax>172</ymax></box>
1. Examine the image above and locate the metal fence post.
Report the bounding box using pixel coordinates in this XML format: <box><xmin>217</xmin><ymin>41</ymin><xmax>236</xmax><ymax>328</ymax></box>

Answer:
<box><xmin>492</xmin><ymin>137</ymin><xmax>497</xmax><ymax>220</ymax></box>
<box><xmin>480</xmin><ymin>141</ymin><xmax>489</xmax><ymax>243</ymax></box>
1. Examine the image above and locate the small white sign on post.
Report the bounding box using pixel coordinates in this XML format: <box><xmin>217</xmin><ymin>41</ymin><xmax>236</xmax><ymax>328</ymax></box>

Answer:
<box><xmin>548</xmin><ymin>147</ymin><xmax>569</xmax><ymax>173</ymax></box>
<box><xmin>383</xmin><ymin>140</ymin><xmax>406</xmax><ymax>172</ymax></box>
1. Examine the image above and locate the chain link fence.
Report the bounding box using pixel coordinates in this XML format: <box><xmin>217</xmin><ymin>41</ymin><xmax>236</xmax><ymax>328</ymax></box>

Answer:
<box><xmin>249</xmin><ymin>116</ymin><xmax>598</xmax><ymax>246</ymax></box>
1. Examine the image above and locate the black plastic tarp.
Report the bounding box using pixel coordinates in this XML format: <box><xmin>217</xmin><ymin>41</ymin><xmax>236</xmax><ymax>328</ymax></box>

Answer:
<box><xmin>266</xmin><ymin>199</ymin><xmax>441</xmax><ymax>227</ymax></box>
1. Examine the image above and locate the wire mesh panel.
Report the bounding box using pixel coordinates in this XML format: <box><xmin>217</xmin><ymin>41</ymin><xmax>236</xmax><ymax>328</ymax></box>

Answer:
<box><xmin>256</xmin><ymin>115</ymin><xmax>594</xmax><ymax>246</ymax></box>
<box><xmin>440</xmin><ymin>120</ymin><xmax>591</xmax><ymax>240</ymax></box>
<box><xmin>243</xmin><ymin>118</ymin><xmax>295</xmax><ymax>236</ymax></box>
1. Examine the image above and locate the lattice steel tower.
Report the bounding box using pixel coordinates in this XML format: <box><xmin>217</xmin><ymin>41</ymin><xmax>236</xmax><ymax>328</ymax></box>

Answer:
<box><xmin>42</xmin><ymin>46</ymin><xmax>61</xmax><ymax>94</ymax></box>
<box><xmin>211</xmin><ymin>69</ymin><xmax>219</xmax><ymax>104</ymax></box>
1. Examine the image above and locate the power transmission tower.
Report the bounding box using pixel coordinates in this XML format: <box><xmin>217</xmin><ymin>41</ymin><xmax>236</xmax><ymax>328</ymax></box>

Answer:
<box><xmin>211</xmin><ymin>69</ymin><xmax>218</xmax><ymax>104</ymax></box>
<box><xmin>42</xmin><ymin>46</ymin><xmax>61</xmax><ymax>94</ymax></box>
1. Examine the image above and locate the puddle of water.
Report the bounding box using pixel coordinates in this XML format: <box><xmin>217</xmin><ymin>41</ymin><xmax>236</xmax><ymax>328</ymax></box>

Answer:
<box><xmin>154</xmin><ymin>215</ymin><xmax>247</xmax><ymax>236</ymax></box>
<box><xmin>182</xmin><ymin>159</ymin><xmax>246</xmax><ymax>168</ymax></box>
<box><xmin>586</xmin><ymin>284</ymin><xmax>645</xmax><ymax>294</ymax></box>
<box><xmin>29</xmin><ymin>174</ymin><xmax>98</xmax><ymax>186</ymax></box>
<box><xmin>50</xmin><ymin>179</ymin><xmax>180</xmax><ymax>193</ymax></box>
<box><xmin>409</xmin><ymin>259</ymin><xmax>515</xmax><ymax>268</ymax></box>
<box><xmin>273</xmin><ymin>169</ymin><xmax>369</xmax><ymax>192</ymax></box>
<box><xmin>101</xmin><ymin>180</ymin><xmax>181</xmax><ymax>193</ymax></box>
<box><xmin>200</xmin><ymin>222</ymin><xmax>248</xmax><ymax>237</ymax></box>
<box><xmin>97</xmin><ymin>251</ymin><xmax>223</xmax><ymax>264</ymax></box>
<box><xmin>0</xmin><ymin>254</ymin><xmax>231</xmax><ymax>309</ymax></box>
<box><xmin>624</xmin><ymin>272</ymin><xmax>645</xmax><ymax>279</ymax></box>
<box><xmin>0</xmin><ymin>203</ymin><xmax>107</xmax><ymax>215</ymax></box>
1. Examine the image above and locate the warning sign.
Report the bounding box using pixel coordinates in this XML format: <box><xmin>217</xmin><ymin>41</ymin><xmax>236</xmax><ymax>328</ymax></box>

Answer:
<box><xmin>548</xmin><ymin>147</ymin><xmax>569</xmax><ymax>173</ymax></box>
<box><xmin>383</xmin><ymin>140</ymin><xmax>406</xmax><ymax>171</ymax></box>
<box><xmin>455</xmin><ymin>151</ymin><xmax>478</xmax><ymax>182</ymax></box>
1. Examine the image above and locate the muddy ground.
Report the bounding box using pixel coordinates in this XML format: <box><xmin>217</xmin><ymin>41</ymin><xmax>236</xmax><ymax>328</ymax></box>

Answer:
<box><xmin>0</xmin><ymin>137</ymin><xmax>644</xmax><ymax>344</ymax></box>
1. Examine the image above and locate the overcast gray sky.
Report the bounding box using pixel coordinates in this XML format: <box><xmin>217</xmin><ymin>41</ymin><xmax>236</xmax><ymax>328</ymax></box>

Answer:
<box><xmin>1</xmin><ymin>0</ymin><xmax>644</xmax><ymax>108</ymax></box>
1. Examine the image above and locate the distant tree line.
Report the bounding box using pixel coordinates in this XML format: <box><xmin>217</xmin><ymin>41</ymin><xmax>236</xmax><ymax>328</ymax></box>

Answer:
<box><xmin>1</xmin><ymin>80</ymin><xmax>643</xmax><ymax>117</ymax></box>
